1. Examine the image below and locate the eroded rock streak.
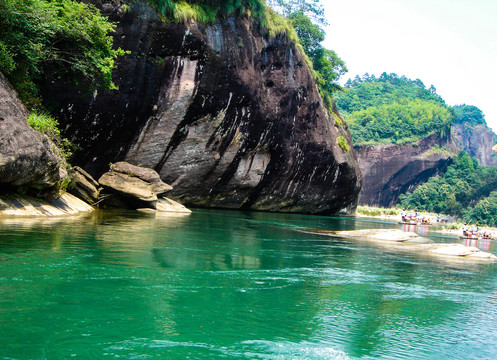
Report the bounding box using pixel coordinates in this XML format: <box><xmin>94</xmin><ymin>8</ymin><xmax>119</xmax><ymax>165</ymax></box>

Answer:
<box><xmin>44</xmin><ymin>1</ymin><xmax>361</xmax><ymax>214</ymax></box>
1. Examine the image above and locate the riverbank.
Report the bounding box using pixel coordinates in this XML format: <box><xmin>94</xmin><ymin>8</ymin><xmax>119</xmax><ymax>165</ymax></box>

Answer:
<box><xmin>355</xmin><ymin>206</ymin><xmax>497</xmax><ymax>239</ymax></box>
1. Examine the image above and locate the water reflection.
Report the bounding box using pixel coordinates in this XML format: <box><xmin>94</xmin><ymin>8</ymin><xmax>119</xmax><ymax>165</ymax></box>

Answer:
<box><xmin>463</xmin><ymin>237</ymin><xmax>494</xmax><ymax>252</ymax></box>
<box><xmin>400</xmin><ymin>223</ymin><xmax>430</xmax><ymax>236</ymax></box>
<box><xmin>1</xmin><ymin>210</ymin><xmax>497</xmax><ymax>359</ymax></box>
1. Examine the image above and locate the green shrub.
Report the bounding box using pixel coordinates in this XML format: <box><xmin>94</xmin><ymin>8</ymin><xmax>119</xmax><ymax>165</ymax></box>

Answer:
<box><xmin>357</xmin><ymin>206</ymin><xmax>401</xmax><ymax>217</ymax></box>
<box><xmin>332</xmin><ymin>112</ymin><xmax>343</xmax><ymax>127</ymax></box>
<box><xmin>337</xmin><ymin>135</ymin><xmax>350</xmax><ymax>152</ymax></box>
<box><xmin>28</xmin><ymin>112</ymin><xmax>75</xmax><ymax>161</ymax></box>
<box><xmin>28</xmin><ymin>112</ymin><xmax>61</xmax><ymax>139</ymax></box>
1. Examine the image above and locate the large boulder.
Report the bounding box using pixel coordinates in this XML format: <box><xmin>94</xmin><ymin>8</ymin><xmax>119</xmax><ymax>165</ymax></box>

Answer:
<box><xmin>42</xmin><ymin>1</ymin><xmax>362</xmax><ymax>215</ymax></box>
<box><xmin>98</xmin><ymin>161</ymin><xmax>173</xmax><ymax>208</ymax></box>
<box><xmin>0</xmin><ymin>73</ymin><xmax>66</xmax><ymax>190</ymax></box>
<box><xmin>110</xmin><ymin>161</ymin><xmax>172</xmax><ymax>196</ymax></box>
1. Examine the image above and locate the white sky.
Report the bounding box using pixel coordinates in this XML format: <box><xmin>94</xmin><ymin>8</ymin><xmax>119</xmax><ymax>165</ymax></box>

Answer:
<box><xmin>322</xmin><ymin>0</ymin><xmax>497</xmax><ymax>131</ymax></box>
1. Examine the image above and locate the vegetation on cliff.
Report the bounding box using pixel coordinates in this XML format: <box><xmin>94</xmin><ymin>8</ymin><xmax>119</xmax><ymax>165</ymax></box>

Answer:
<box><xmin>1</xmin><ymin>0</ymin><xmax>345</xmax><ymax>114</ymax></box>
<box><xmin>453</xmin><ymin>104</ymin><xmax>486</xmax><ymax>127</ymax></box>
<box><xmin>334</xmin><ymin>73</ymin><xmax>454</xmax><ymax>145</ymax></box>
<box><xmin>0</xmin><ymin>0</ymin><xmax>123</xmax><ymax>109</ymax></box>
<box><xmin>399</xmin><ymin>151</ymin><xmax>497</xmax><ymax>227</ymax></box>
<box><xmin>148</xmin><ymin>0</ymin><xmax>347</xmax><ymax>109</ymax></box>
<box><xmin>27</xmin><ymin>112</ymin><xmax>75</xmax><ymax>161</ymax></box>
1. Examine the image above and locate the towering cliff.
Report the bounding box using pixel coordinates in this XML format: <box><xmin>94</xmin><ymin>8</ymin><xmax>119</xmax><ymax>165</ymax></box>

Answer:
<box><xmin>41</xmin><ymin>1</ymin><xmax>361</xmax><ymax>214</ymax></box>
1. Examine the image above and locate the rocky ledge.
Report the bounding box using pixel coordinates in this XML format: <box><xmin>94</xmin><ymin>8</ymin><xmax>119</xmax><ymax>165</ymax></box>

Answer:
<box><xmin>355</xmin><ymin>134</ymin><xmax>457</xmax><ymax>207</ymax></box>
<box><xmin>0</xmin><ymin>160</ymin><xmax>190</xmax><ymax>218</ymax></box>
<box><xmin>0</xmin><ymin>193</ymin><xmax>94</xmax><ymax>217</ymax></box>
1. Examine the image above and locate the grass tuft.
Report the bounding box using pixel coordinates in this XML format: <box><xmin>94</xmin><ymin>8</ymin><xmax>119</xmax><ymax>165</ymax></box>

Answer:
<box><xmin>337</xmin><ymin>135</ymin><xmax>350</xmax><ymax>152</ymax></box>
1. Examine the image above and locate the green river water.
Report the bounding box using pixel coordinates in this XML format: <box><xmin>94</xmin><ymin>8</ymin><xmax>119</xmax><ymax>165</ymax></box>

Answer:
<box><xmin>1</xmin><ymin>209</ymin><xmax>496</xmax><ymax>359</ymax></box>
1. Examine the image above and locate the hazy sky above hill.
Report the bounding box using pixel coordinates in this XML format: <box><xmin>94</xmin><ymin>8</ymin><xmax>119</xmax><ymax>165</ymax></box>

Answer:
<box><xmin>322</xmin><ymin>0</ymin><xmax>497</xmax><ymax>131</ymax></box>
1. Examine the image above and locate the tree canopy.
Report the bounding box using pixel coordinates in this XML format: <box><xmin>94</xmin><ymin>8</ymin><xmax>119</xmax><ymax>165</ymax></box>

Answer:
<box><xmin>267</xmin><ymin>0</ymin><xmax>347</xmax><ymax>108</ymax></box>
<box><xmin>0</xmin><ymin>0</ymin><xmax>123</xmax><ymax>108</ymax></box>
<box><xmin>334</xmin><ymin>73</ymin><xmax>454</xmax><ymax>145</ymax></box>
<box><xmin>267</xmin><ymin>0</ymin><xmax>327</xmax><ymax>25</ymax></box>
<box><xmin>453</xmin><ymin>104</ymin><xmax>486</xmax><ymax>127</ymax></box>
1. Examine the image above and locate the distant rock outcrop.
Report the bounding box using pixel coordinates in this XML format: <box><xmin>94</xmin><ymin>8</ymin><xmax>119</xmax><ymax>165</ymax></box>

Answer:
<box><xmin>452</xmin><ymin>123</ymin><xmax>497</xmax><ymax>167</ymax></box>
<box><xmin>42</xmin><ymin>1</ymin><xmax>361</xmax><ymax>215</ymax></box>
<box><xmin>0</xmin><ymin>72</ymin><xmax>67</xmax><ymax>191</ymax></box>
<box><xmin>356</xmin><ymin>121</ymin><xmax>497</xmax><ymax>207</ymax></box>
<box><xmin>356</xmin><ymin>134</ymin><xmax>458</xmax><ymax>207</ymax></box>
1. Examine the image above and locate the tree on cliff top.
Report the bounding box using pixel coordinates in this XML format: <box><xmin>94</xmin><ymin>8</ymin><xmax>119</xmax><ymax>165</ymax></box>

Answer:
<box><xmin>267</xmin><ymin>0</ymin><xmax>327</xmax><ymax>25</ymax></box>
<box><xmin>0</xmin><ymin>0</ymin><xmax>123</xmax><ymax>108</ymax></box>
<box><xmin>267</xmin><ymin>0</ymin><xmax>347</xmax><ymax>107</ymax></box>
<box><xmin>287</xmin><ymin>9</ymin><xmax>347</xmax><ymax>99</ymax></box>
<box><xmin>453</xmin><ymin>104</ymin><xmax>486</xmax><ymax>127</ymax></box>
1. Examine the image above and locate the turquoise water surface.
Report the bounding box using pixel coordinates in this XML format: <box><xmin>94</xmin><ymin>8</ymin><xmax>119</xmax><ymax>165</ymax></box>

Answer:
<box><xmin>1</xmin><ymin>209</ymin><xmax>496</xmax><ymax>359</ymax></box>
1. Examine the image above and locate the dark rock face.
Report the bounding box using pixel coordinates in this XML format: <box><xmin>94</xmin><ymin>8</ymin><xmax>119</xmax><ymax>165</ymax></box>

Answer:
<box><xmin>0</xmin><ymin>73</ymin><xmax>66</xmax><ymax>190</ymax></box>
<box><xmin>356</xmin><ymin>134</ymin><xmax>458</xmax><ymax>207</ymax></box>
<box><xmin>43</xmin><ymin>1</ymin><xmax>361</xmax><ymax>214</ymax></box>
<box><xmin>452</xmin><ymin>123</ymin><xmax>497</xmax><ymax>167</ymax></box>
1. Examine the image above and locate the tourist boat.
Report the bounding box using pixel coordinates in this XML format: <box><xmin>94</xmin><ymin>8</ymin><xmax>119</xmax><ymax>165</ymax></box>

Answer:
<box><xmin>399</xmin><ymin>220</ymin><xmax>418</xmax><ymax>225</ymax></box>
<box><xmin>459</xmin><ymin>235</ymin><xmax>495</xmax><ymax>241</ymax></box>
<box><xmin>399</xmin><ymin>216</ymin><xmax>418</xmax><ymax>225</ymax></box>
<box><xmin>399</xmin><ymin>219</ymin><xmax>432</xmax><ymax>226</ymax></box>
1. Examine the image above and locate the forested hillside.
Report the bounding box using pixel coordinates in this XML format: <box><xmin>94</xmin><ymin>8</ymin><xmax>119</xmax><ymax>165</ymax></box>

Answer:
<box><xmin>334</xmin><ymin>73</ymin><xmax>453</xmax><ymax>145</ymax></box>
<box><xmin>339</xmin><ymin>73</ymin><xmax>497</xmax><ymax>226</ymax></box>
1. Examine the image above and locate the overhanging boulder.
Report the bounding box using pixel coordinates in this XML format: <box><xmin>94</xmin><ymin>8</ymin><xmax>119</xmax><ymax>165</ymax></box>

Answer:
<box><xmin>97</xmin><ymin>161</ymin><xmax>175</xmax><ymax>209</ymax></box>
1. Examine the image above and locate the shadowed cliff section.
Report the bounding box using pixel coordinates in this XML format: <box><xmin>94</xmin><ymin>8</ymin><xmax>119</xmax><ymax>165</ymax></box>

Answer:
<box><xmin>42</xmin><ymin>1</ymin><xmax>361</xmax><ymax>214</ymax></box>
<box><xmin>356</xmin><ymin>133</ymin><xmax>458</xmax><ymax>207</ymax></box>
<box><xmin>0</xmin><ymin>73</ymin><xmax>66</xmax><ymax>192</ymax></box>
